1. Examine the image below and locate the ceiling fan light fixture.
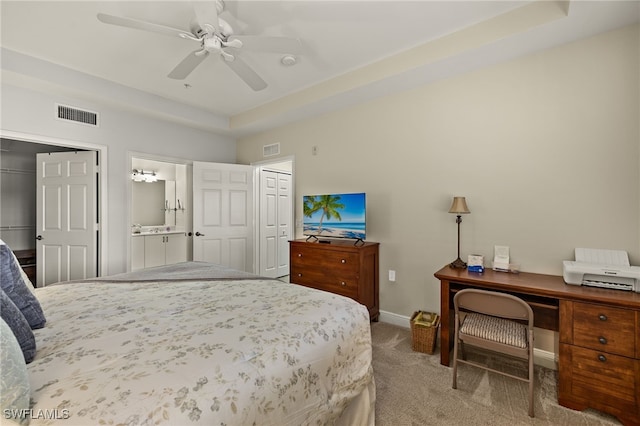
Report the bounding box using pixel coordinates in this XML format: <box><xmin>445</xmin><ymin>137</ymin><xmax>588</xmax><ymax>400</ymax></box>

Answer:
<box><xmin>98</xmin><ymin>0</ymin><xmax>302</xmax><ymax>91</ymax></box>
<box><xmin>223</xmin><ymin>38</ymin><xmax>243</xmax><ymax>49</ymax></box>
<box><xmin>221</xmin><ymin>51</ymin><xmax>235</xmax><ymax>62</ymax></box>
<box><xmin>204</xmin><ymin>36</ymin><xmax>222</xmax><ymax>51</ymax></box>
<box><xmin>281</xmin><ymin>55</ymin><xmax>297</xmax><ymax>66</ymax></box>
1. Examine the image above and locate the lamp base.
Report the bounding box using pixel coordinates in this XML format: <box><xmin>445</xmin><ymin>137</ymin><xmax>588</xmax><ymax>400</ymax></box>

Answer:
<box><xmin>450</xmin><ymin>257</ymin><xmax>467</xmax><ymax>269</ymax></box>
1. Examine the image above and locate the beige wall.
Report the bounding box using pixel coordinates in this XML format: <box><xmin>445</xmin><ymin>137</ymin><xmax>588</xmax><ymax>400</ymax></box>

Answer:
<box><xmin>237</xmin><ymin>24</ymin><xmax>639</xmax><ymax>350</ymax></box>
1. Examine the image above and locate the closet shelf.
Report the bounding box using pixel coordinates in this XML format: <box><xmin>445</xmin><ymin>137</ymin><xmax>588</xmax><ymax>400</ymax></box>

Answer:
<box><xmin>1</xmin><ymin>168</ymin><xmax>36</xmax><ymax>175</ymax></box>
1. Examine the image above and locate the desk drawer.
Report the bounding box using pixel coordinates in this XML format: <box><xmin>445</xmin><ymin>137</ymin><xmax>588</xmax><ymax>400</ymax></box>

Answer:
<box><xmin>560</xmin><ymin>343</ymin><xmax>638</xmax><ymax>410</ymax></box>
<box><xmin>572</xmin><ymin>302</ymin><xmax>635</xmax><ymax>357</ymax></box>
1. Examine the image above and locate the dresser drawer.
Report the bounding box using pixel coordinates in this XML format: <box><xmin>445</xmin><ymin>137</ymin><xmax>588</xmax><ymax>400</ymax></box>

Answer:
<box><xmin>290</xmin><ymin>266</ymin><xmax>358</xmax><ymax>298</ymax></box>
<box><xmin>291</xmin><ymin>247</ymin><xmax>359</xmax><ymax>273</ymax></box>
<box><xmin>572</xmin><ymin>302</ymin><xmax>636</xmax><ymax>357</ymax></box>
<box><xmin>560</xmin><ymin>343</ymin><xmax>638</xmax><ymax>411</ymax></box>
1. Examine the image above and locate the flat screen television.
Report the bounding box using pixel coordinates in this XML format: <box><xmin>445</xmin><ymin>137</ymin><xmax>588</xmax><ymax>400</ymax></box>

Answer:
<box><xmin>303</xmin><ymin>192</ymin><xmax>366</xmax><ymax>241</ymax></box>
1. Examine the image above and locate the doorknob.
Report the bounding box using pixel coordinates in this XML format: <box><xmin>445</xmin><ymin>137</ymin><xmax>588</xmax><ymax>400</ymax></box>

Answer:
<box><xmin>36</xmin><ymin>235</ymin><xmax>43</xmax><ymax>241</ymax></box>
<box><xmin>195</xmin><ymin>232</ymin><xmax>205</xmax><ymax>236</ymax></box>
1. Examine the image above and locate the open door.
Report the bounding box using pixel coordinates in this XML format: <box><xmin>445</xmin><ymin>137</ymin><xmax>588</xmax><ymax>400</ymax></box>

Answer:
<box><xmin>36</xmin><ymin>151</ymin><xmax>98</xmax><ymax>286</ymax></box>
<box><xmin>192</xmin><ymin>161</ymin><xmax>254</xmax><ymax>272</ymax></box>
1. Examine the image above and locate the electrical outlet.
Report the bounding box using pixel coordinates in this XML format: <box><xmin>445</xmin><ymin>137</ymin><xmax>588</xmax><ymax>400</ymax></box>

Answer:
<box><xmin>389</xmin><ymin>270</ymin><xmax>396</xmax><ymax>282</ymax></box>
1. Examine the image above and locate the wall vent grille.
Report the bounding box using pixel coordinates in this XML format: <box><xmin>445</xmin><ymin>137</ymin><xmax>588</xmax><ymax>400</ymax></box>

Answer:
<box><xmin>263</xmin><ymin>143</ymin><xmax>280</xmax><ymax>157</ymax></box>
<box><xmin>56</xmin><ymin>104</ymin><xmax>99</xmax><ymax>126</ymax></box>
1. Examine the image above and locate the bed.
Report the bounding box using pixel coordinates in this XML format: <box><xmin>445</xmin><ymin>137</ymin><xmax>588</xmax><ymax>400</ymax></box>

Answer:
<box><xmin>0</xmin><ymin>248</ymin><xmax>375</xmax><ymax>426</ymax></box>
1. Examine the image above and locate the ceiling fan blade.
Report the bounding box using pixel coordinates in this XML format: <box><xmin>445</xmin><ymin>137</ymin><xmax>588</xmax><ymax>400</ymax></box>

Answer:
<box><xmin>221</xmin><ymin>54</ymin><xmax>267</xmax><ymax>91</ymax></box>
<box><xmin>228</xmin><ymin>36</ymin><xmax>303</xmax><ymax>54</ymax></box>
<box><xmin>192</xmin><ymin>1</ymin><xmax>221</xmax><ymax>34</ymax></box>
<box><xmin>97</xmin><ymin>13</ymin><xmax>190</xmax><ymax>38</ymax></box>
<box><xmin>168</xmin><ymin>51</ymin><xmax>210</xmax><ymax>80</ymax></box>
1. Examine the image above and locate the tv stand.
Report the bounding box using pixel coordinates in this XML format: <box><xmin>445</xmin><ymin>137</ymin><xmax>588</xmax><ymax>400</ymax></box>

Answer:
<box><xmin>290</xmin><ymin>239</ymin><xmax>379</xmax><ymax>321</ymax></box>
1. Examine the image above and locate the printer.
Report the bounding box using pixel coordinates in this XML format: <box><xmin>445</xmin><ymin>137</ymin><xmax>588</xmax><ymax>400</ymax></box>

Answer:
<box><xmin>563</xmin><ymin>248</ymin><xmax>640</xmax><ymax>292</ymax></box>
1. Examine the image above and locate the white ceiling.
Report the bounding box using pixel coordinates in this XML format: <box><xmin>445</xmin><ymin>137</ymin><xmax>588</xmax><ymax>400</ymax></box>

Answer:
<box><xmin>1</xmin><ymin>1</ymin><xmax>639</xmax><ymax>137</ymax></box>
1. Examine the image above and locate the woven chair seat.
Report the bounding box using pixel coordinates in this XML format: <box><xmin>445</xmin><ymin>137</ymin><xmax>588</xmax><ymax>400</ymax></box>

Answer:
<box><xmin>460</xmin><ymin>313</ymin><xmax>527</xmax><ymax>349</ymax></box>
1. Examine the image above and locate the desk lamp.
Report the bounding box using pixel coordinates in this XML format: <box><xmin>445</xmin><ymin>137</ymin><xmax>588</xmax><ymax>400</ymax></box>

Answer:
<box><xmin>448</xmin><ymin>196</ymin><xmax>470</xmax><ymax>268</ymax></box>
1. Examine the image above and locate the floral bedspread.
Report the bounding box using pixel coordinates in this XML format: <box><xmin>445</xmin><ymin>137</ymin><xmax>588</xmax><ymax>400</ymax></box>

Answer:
<box><xmin>28</xmin><ymin>275</ymin><xmax>373</xmax><ymax>425</ymax></box>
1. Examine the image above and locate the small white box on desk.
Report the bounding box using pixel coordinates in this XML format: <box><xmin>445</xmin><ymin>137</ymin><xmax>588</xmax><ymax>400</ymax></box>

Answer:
<box><xmin>493</xmin><ymin>245</ymin><xmax>510</xmax><ymax>272</ymax></box>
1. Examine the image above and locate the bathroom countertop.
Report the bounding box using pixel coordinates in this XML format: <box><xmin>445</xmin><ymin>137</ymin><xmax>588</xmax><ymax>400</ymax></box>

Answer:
<box><xmin>132</xmin><ymin>229</ymin><xmax>186</xmax><ymax>236</ymax></box>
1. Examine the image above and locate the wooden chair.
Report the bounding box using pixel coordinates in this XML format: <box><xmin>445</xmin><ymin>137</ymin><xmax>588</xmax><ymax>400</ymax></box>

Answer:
<box><xmin>452</xmin><ymin>288</ymin><xmax>535</xmax><ymax>417</ymax></box>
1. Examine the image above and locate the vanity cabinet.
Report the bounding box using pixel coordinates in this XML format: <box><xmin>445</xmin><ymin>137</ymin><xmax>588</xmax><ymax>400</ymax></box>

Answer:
<box><xmin>131</xmin><ymin>233</ymin><xmax>187</xmax><ymax>271</ymax></box>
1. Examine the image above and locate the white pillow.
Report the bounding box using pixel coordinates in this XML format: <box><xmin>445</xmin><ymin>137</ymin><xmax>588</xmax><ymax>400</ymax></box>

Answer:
<box><xmin>0</xmin><ymin>318</ymin><xmax>31</xmax><ymax>425</ymax></box>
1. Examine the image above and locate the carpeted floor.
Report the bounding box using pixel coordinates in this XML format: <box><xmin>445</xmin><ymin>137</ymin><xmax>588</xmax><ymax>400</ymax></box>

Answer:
<box><xmin>371</xmin><ymin>321</ymin><xmax>622</xmax><ymax>425</ymax></box>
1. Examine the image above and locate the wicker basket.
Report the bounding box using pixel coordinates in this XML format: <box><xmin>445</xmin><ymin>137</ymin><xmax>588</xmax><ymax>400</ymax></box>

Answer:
<box><xmin>410</xmin><ymin>311</ymin><xmax>440</xmax><ymax>354</ymax></box>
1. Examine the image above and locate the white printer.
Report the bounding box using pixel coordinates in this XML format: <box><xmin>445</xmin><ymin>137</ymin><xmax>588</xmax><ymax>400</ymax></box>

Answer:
<box><xmin>563</xmin><ymin>248</ymin><xmax>640</xmax><ymax>292</ymax></box>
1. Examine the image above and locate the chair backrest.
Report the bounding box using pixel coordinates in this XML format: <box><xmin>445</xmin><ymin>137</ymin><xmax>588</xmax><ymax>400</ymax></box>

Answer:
<box><xmin>454</xmin><ymin>288</ymin><xmax>533</xmax><ymax>326</ymax></box>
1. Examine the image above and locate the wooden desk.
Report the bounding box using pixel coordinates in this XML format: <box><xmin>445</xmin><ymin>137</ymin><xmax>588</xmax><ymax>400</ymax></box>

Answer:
<box><xmin>435</xmin><ymin>265</ymin><xmax>640</xmax><ymax>426</ymax></box>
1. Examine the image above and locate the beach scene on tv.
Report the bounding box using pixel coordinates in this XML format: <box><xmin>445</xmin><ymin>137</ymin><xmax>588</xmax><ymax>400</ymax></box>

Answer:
<box><xmin>303</xmin><ymin>193</ymin><xmax>366</xmax><ymax>240</ymax></box>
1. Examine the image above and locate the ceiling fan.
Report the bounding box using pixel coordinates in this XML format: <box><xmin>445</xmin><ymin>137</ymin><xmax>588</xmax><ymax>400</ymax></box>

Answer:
<box><xmin>97</xmin><ymin>0</ymin><xmax>302</xmax><ymax>91</ymax></box>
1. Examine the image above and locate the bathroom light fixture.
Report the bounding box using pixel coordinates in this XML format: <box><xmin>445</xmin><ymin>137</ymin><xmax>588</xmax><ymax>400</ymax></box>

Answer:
<box><xmin>131</xmin><ymin>169</ymin><xmax>157</xmax><ymax>183</ymax></box>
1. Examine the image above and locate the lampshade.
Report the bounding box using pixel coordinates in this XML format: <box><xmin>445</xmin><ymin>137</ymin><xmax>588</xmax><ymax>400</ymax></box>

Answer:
<box><xmin>448</xmin><ymin>197</ymin><xmax>470</xmax><ymax>214</ymax></box>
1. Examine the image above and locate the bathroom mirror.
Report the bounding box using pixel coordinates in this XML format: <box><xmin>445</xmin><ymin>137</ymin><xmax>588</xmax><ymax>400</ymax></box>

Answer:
<box><xmin>132</xmin><ymin>180</ymin><xmax>165</xmax><ymax>226</ymax></box>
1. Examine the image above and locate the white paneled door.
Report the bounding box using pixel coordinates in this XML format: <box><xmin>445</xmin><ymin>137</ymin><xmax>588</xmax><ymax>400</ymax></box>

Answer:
<box><xmin>36</xmin><ymin>151</ymin><xmax>98</xmax><ymax>286</ymax></box>
<box><xmin>259</xmin><ymin>170</ymin><xmax>291</xmax><ymax>278</ymax></box>
<box><xmin>192</xmin><ymin>162</ymin><xmax>254</xmax><ymax>272</ymax></box>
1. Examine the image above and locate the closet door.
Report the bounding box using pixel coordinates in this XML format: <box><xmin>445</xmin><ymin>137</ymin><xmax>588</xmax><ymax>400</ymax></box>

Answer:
<box><xmin>259</xmin><ymin>170</ymin><xmax>291</xmax><ymax>278</ymax></box>
<box><xmin>36</xmin><ymin>151</ymin><xmax>98</xmax><ymax>286</ymax></box>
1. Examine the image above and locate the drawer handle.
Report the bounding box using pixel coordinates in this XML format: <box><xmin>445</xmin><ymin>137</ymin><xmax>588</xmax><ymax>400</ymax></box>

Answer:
<box><xmin>598</xmin><ymin>336</ymin><xmax>608</xmax><ymax>345</ymax></box>
<box><xmin>341</xmin><ymin>281</ymin><xmax>346</xmax><ymax>286</ymax></box>
<box><xmin>598</xmin><ymin>354</ymin><xmax>607</xmax><ymax>362</ymax></box>
<box><xmin>298</xmin><ymin>253</ymin><xmax>302</xmax><ymax>257</ymax></box>
<box><xmin>297</xmin><ymin>273</ymin><xmax>302</xmax><ymax>277</ymax></box>
<box><xmin>341</xmin><ymin>259</ymin><xmax>346</xmax><ymax>264</ymax></box>
<box><xmin>598</xmin><ymin>314</ymin><xmax>608</xmax><ymax>321</ymax></box>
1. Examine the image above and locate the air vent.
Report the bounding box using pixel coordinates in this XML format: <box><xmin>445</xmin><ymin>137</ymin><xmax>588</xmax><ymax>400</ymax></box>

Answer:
<box><xmin>263</xmin><ymin>143</ymin><xmax>280</xmax><ymax>157</ymax></box>
<box><xmin>56</xmin><ymin>104</ymin><xmax>99</xmax><ymax>126</ymax></box>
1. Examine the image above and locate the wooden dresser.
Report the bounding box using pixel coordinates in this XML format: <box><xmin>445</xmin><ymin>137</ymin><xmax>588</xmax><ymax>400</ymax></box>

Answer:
<box><xmin>435</xmin><ymin>266</ymin><xmax>640</xmax><ymax>426</ymax></box>
<box><xmin>289</xmin><ymin>239</ymin><xmax>379</xmax><ymax>321</ymax></box>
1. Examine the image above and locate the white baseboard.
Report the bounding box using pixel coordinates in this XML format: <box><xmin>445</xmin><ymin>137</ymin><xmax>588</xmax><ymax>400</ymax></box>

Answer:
<box><xmin>533</xmin><ymin>348</ymin><xmax>558</xmax><ymax>370</ymax></box>
<box><xmin>378</xmin><ymin>310</ymin><xmax>411</xmax><ymax>328</ymax></box>
<box><xmin>377</xmin><ymin>310</ymin><xmax>558</xmax><ymax>370</ymax></box>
